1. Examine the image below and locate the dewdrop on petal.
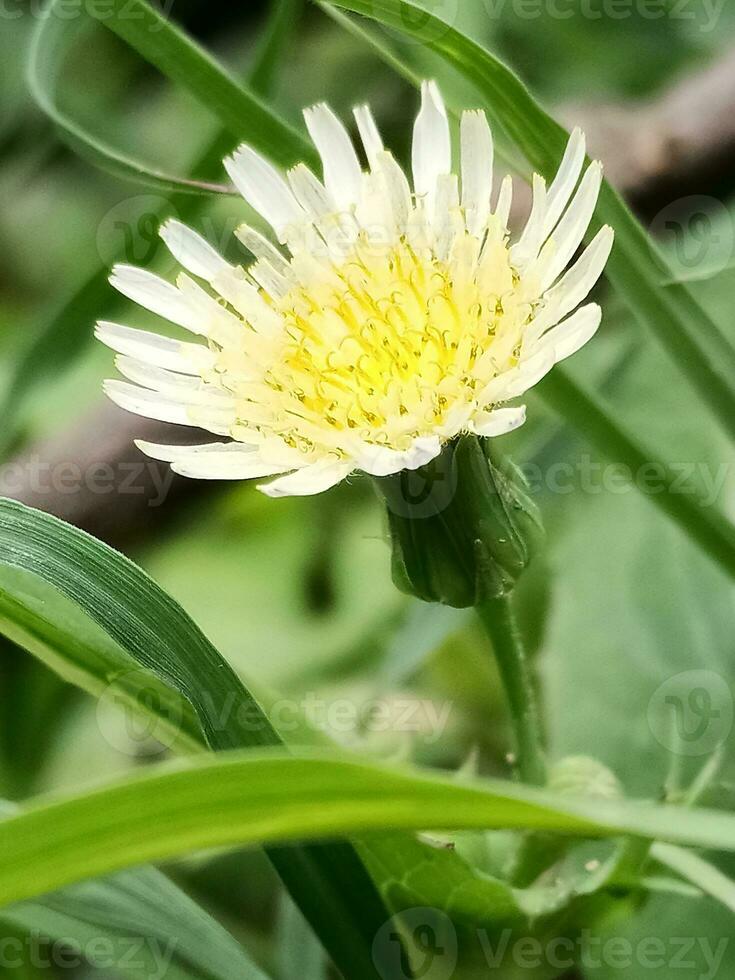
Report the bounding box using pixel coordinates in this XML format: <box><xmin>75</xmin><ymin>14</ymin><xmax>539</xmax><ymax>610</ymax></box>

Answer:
<box><xmin>97</xmin><ymin>81</ymin><xmax>613</xmax><ymax>502</ymax></box>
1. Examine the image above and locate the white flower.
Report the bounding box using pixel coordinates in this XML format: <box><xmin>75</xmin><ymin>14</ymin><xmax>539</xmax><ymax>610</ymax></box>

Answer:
<box><xmin>98</xmin><ymin>81</ymin><xmax>613</xmax><ymax>498</ymax></box>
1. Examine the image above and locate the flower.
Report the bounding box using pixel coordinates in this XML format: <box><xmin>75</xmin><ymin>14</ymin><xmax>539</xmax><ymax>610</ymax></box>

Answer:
<box><xmin>97</xmin><ymin>81</ymin><xmax>613</xmax><ymax>498</ymax></box>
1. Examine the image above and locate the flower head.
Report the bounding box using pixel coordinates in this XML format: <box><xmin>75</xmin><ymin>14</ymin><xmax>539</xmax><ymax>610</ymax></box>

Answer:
<box><xmin>98</xmin><ymin>82</ymin><xmax>613</xmax><ymax>498</ymax></box>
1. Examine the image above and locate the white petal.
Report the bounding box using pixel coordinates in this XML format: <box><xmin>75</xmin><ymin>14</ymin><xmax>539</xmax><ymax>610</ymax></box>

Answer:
<box><xmin>258</xmin><ymin>458</ymin><xmax>354</xmax><ymax>497</ymax></box>
<box><xmin>235</xmin><ymin>225</ymin><xmax>293</xmax><ymax>278</ymax></box>
<box><xmin>211</xmin><ymin>270</ymin><xmax>284</xmax><ymax>336</ymax></box>
<box><xmin>95</xmin><ymin>322</ymin><xmax>214</xmax><ymax>374</ymax></box>
<box><xmin>472</xmin><ymin>405</ymin><xmax>526</xmax><ymax>437</ymax></box>
<box><xmin>543</xmin><ymin>128</ymin><xmax>586</xmax><ymax>239</ymax></box>
<box><xmin>110</xmin><ymin>266</ymin><xmax>200</xmax><ymax>333</ymax></box>
<box><xmin>534</xmin><ymin>303</ymin><xmax>602</xmax><ymax>363</ymax></box>
<box><xmin>504</xmin><ymin>349</ymin><xmax>556</xmax><ymax>398</ymax></box>
<box><xmin>374</xmin><ymin>152</ymin><xmax>412</xmax><ymax>230</ymax></box>
<box><xmin>539</xmin><ymin>161</ymin><xmax>603</xmax><ymax>292</ymax></box>
<box><xmin>137</xmin><ymin>442</ymin><xmax>286</xmax><ymax>481</ymax></box>
<box><xmin>493</xmin><ymin>175</ymin><xmax>514</xmax><ymax>230</ymax></box>
<box><xmin>103</xmin><ymin>379</ymin><xmax>191</xmax><ymax>426</ymax></box>
<box><xmin>433</xmin><ymin>174</ymin><xmax>462</xmax><ymax>261</ymax></box>
<box><xmin>114</xmin><ymin>356</ymin><xmax>234</xmax><ymax>406</ymax></box>
<box><xmin>171</xmin><ymin>456</ymin><xmax>289</xmax><ymax>480</ymax></box>
<box><xmin>543</xmin><ymin>224</ymin><xmax>613</xmax><ymax>317</ymax></box>
<box><xmin>224</xmin><ymin>145</ymin><xmax>305</xmax><ymax>242</ymax></box>
<box><xmin>175</xmin><ymin>274</ymin><xmax>243</xmax><ymax>346</ymax></box>
<box><xmin>353</xmin><ymin>104</ymin><xmax>384</xmax><ymax>170</ymax></box>
<box><xmin>356</xmin><ymin>437</ymin><xmax>442</xmax><ymax>477</ymax></box>
<box><xmin>159</xmin><ymin>220</ymin><xmax>231</xmax><ymax>281</ymax></box>
<box><xmin>135</xmin><ymin>440</ymin><xmax>253</xmax><ymax>462</ymax></box>
<box><xmin>460</xmin><ymin>110</ymin><xmax>493</xmax><ymax>238</ymax></box>
<box><xmin>247</xmin><ymin>259</ymin><xmax>290</xmax><ymax>299</ymax></box>
<box><xmin>104</xmin><ymin>380</ymin><xmax>234</xmax><ymax>433</ymax></box>
<box><xmin>412</xmin><ymin>81</ymin><xmax>451</xmax><ymax>215</ymax></box>
<box><xmin>304</xmin><ymin>103</ymin><xmax>363</xmax><ymax>211</ymax></box>
<box><xmin>511</xmin><ymin>173</ymin><xmax>547</xmax><ymax>268</ymax></box>
<box><xmin>287</xmin><ymin>164</ymin><xmax>332</xmax><ymax>221</ymax></box>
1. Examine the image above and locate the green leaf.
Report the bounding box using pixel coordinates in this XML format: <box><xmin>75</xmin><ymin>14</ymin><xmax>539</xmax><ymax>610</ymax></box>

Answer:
<box><xmin>26</xmin><ymin>1</ymin><xmax>232</xmax><ymax>196</ymax></box>
<box><xmin>275</xmin><ymin>893</ymin><xmax>327</xmax><ymax>980</ymax></box>
<box><xmin>0</xmin><ymin>565</ymin><xmax>201</xmax><ymax>755</ymax></box>
<box><xmin>2</xmin><ymin>867</ymin><xmax>270</xmax><ymax>980</ymax></box>
<box><xmin>0</xmin><ymin>499</ymin><xmax>392</xmax><ymax>980</ymax></box>
<box><xmin>5</xmin><ymin>749</ymin><xmax>735</xmax><ymax>909</ymax></box>
<box><xmin>248</xmin><ymin>0</ymin><xmax>304</xmax><ymax>99</ymax></box>
<box><xmin>651</xmin><ymin>844</ymin><xmax>735</xmax><ymax>917</ymax></box>
<box><xmin>87</xmin><ymin>0</ymin><xmax>316</xmax><ymax>170</ymax></box>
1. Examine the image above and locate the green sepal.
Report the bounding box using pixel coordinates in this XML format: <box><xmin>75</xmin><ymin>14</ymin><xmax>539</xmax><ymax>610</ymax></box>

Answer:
<box><xmin>376</xmin><ymin>434</ymin><xmax>544</xmax><ymax>608</ymax></box>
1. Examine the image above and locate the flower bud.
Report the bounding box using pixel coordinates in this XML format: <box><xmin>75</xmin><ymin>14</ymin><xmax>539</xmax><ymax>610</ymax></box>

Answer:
<box><xmin>375</xmin><ymin>435</ymin><xmax>544</xmax><ymax>607</ymax></box>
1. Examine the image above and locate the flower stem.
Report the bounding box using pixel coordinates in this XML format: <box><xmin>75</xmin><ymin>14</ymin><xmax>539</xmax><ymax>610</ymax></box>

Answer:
<box><xmin>477</xmin><ymin>594</ymin><xmax>547</xmax><ymax>786</ymax></box>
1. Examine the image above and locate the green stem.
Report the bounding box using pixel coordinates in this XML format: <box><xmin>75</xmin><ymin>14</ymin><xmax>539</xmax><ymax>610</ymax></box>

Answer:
<box><xmin>539</xmin><ymin>369</ymin><xmax>735</xmax><ymax>579</ymax></box>
<box><xmin>477</xmin><ymin>594</ymin><xmax>547</xmax><ymax>786</ymax></box>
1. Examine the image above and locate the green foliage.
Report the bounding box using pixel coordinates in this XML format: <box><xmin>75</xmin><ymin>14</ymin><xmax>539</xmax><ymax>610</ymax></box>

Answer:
<box><xmin>3</xmin><ymin>1</ymin><xmax>735</xmax><ymax>977</ymax></box>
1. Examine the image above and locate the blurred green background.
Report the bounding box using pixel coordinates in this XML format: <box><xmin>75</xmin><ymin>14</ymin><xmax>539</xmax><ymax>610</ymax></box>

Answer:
<box><xmin>3</xmin><ymin>1</ymin><xmax>735</xmax><ymax>977</ymax></box>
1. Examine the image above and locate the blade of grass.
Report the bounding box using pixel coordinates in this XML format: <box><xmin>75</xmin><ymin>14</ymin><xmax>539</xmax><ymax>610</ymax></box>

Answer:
<box><xmin>5</xmin><ymin>749</ymin><xmax>735</xmax><ymax>910</ymax></box>
<box><xmin>651</xmin><ymin>843</ymin><xmax>735</xmax><ymax>916</ymax></box>
<box><xmin>27</xmin><ymin>2</ymin><xmax>232</xmax><ymax>195</ymax></box>
<box><xmin>86</xmin><ymin>0</ymin><xmax>316</xmax><ymax>170</ymax></box>
<box><xmin>537</xmin><ymin>371</ymin><xmax>735</xmax><ymax>578</ymax></box>
<box><xmin>2</xmin><ymin>867</ymin><xmax>271</xmax><ymax>980</ymax></box>
<box><xmin>0</xmin><ymin>520</ymin><xmax>392</xmax><ymax>968</ymax></box>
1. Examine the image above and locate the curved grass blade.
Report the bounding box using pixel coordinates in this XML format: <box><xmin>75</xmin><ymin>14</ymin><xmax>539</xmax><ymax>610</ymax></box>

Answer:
<box><xmin>248</xmin><ymin>0</ymin><xmax>304</xmax><ymax>98</ymax></box>
<box><xmin>27</xmin><ymin>1</ymin><xmax>232</xmax><ymax>196</ymax></box>
<box><xmin>86</xmin><ymin>0</ymin><xmax>316</xmax><ymax>170</ymax></box>
<box><xmin>0</xmin><ymin>499</ymin><xmax>391</xmax><ymax>980</ymax></box>
<box><xmin>2</xmin><ymin>867</ymin><xmax>271</xmax><ymax>980</ymax></box>
<box><xmin>4</xmin><ymin>749</ymin><xmax>735</xmax><ymax>909</ymax></box>
<box><xmin>325</xmin><ymin>0</ymin><xmax>735</xmax><ymax>444</ymax></box>
<box><xmin>651</xmin><ymin>843</ymin><xmax>735</xmax><ymax>917</ymax></box>
<box><xmin>4</xmin><ymin>0</ymin><xmax>298</xmax><ymax>454</ymax></box>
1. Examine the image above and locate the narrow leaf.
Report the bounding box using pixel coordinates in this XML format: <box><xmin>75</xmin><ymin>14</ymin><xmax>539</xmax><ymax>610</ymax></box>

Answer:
<box><xmin>4</xmin><ymin>750</ymin><xmax>735</xmax><ymax>909</ymax></box>
<box><xmin>2</xmin><ymin>867</ymin><xmax>270</xmax><ymax>980</ymax></box>
<box><xmin>27</xmin><ymin>1</ymin><xmax>232</xmax><ymax>196</ymax></box>
<box><xmin>0</xmin><ymin>500</ymin><xmax>391</xmax><ymax>980</ymax></box>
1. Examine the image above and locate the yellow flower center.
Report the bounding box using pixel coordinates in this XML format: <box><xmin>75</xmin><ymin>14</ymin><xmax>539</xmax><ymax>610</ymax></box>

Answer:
<box><xmin>219</xmin><ymin>228</ymin><xmax>533</xmax><ymax>457</ymax></box>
